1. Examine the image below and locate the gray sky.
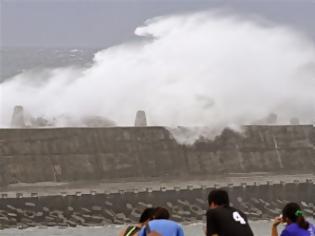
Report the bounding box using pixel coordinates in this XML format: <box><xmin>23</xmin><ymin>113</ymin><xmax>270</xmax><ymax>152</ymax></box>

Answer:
<box><xmin>1</xmin><ymin>0</ymin><xmax>315</xmax><ymax>48</ymax></box>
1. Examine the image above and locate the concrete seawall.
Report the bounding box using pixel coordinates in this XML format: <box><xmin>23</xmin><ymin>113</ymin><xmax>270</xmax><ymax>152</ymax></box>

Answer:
<box><xmin>0</xmin><ymin>180</ymin><xmax>314</xmax><ymax>229</ymax></box>
<box><xmin>0</xmin><ymin>125</ymin><xmax>314</xmax><ymax>186</ymax></box>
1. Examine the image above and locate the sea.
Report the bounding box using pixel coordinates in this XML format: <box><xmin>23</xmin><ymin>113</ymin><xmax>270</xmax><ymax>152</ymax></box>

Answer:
<box><xmin>0</xmin><ymin>47</ymin><xmax>99</xmax><ymax>82</ymax></box>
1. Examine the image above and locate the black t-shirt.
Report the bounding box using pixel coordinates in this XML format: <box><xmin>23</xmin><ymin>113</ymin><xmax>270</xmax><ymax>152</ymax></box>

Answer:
<box><xmin>206</xmin><ymin>206</ymin><xmax>254</xmax><ymax>236</ymax></box>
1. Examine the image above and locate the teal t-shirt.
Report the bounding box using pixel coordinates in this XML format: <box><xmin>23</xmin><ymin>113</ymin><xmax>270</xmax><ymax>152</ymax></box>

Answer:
<box><xmin>138</xmin><ymin>219</ymin><xmax>184</xmax><ymax>236</ymax></box>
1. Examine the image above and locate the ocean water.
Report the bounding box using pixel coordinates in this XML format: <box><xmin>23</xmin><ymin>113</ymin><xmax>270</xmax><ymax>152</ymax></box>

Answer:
<box><xmin>0</xmin><ymin>47</ymin><xmax>98</xmax><ymax>81</ymax></box>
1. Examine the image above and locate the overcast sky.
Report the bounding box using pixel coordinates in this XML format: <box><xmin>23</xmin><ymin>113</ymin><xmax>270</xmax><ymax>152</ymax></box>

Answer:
<box><xmin>1</xmin><ymin>0</ymin><xmax>315</xmax><ymax>48</ymax></box>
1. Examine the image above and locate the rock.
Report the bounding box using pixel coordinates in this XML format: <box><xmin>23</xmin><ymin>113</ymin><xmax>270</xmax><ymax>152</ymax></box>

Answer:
<box><xmin>105</xmin><ymin>201</ymin><xmax>113</xmax><ymax>206</ymax></box>
<box><xmin>46</xmin><ymin>222</ymin><xmax>57</xmax><ymax>227</ymax></box>
<box><xmin>195</xmin><ymin>198</ymin><xmax>206</xmax><ymax>205</ymax></box>
<box><xmin>25</xmin><ymin>202</ymin><xmax>36</xmax><ymax>207</ymax></box>
<box><xmin>17</xmin><ymin>223</ymin><xmax>28</xmax><ymax>229</ymax></box>
<box><xmin>16</xmin><ymin>208</ymin><xmax>24</xmax><ymax>214</ymax></box>
<box><xmin>21</xmin><ymin>217</ymin><xmax>32</xmax><ymax>223</ymax></box>
<box><xmin>82</xmin><ymin>214</ymin><xmax>92</xmax><ymax>221</ymax></box>
<box><xmin>116</xmin><ymin>213</ymin><xmax>127</xmax><ymax>220</ymax></box>
<box><xmin>67</xmin><ymin>207</ymin><xmax>74</xmax><ymax>212</ymax></box>
<box><xmin>104</xmin><ymin>209</ymin><xmax>115</xmax><ymax>218</ymax></box>
<box><xmin>130</xmin><ymin>208</ymin><xmax>141</xmax><ymax>219</ymax></box>
<box><xmin>81</xmin><ymin>208</ymin><xmax>91</xmax><ymax>213</ymax></box>
<box><xmin>71</xmin><ymin>214</ymin><xmax>85</xmax><ymax>224</ymax></box>
<box><xmin>42</xmin><ymin>207</ymin><xmax>50</xmax><ymax>212</ymax></box>
<box><xmin>6</xmin><ymin>205</ymin><xmax>17</xmax><ymax>211</ymax></box>
<box><xmin>172</xmin><ymin>214</ymin><xmax>182</xmax><ymax>221</ymax></box>
<box><xmin>24</xmin><ymin>211</ymin><xmax>35</xmax><ymax>218</ymax></box>
<box><xmin>91</xmin><ymin>205</ymin><xmax>102</xmax><ymax>211</ymax></box>
<box><xmin>90</xmin><ymin>215</ymin><xmax>104</xmax><ymax>223</ymax></box>
<box><xmin>177</xmin><ymin>210</ymin><xmax>191</xmax><ymax>216</ymax></box>
<box><xmin>35</xmin><ymin>212</ymin><xmax>44</xmax><ymax>217</ymax></box>
<box><xmin>44</xmin><ymin>216</ymin><xmax>55</xmax><ymax>221</ymax></box>
<box><xmin>7</xmin><ymin>213</ymin><xmax>17</xmax><ymax>217</ymax></box>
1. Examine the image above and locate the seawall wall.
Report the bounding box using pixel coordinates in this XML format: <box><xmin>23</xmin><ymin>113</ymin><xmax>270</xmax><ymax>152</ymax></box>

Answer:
<box><xmin>0</xmin><ymin>125</ymin><xmax>315</xmax><ymax>185</ymax></box>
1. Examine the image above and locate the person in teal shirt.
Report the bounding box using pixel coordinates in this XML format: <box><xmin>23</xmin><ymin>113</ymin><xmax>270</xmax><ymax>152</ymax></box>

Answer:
<box><xmin>138</xmin><ymin>207</ymin><xmax>184</xmax><ymax>236</ymax></box>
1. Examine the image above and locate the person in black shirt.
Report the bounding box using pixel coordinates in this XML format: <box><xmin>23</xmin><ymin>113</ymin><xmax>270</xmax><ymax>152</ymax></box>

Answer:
<box><xmin>206</xmin><ymin>189</ymin><xmax>254</xmax><ymax>236</ymax></box>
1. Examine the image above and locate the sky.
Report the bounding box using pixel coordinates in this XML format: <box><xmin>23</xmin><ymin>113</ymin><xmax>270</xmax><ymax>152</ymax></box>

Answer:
<box><xmin>1</xmin><ymin>0</ymin><xmax>315</xmax><ymax>48</ymax></box>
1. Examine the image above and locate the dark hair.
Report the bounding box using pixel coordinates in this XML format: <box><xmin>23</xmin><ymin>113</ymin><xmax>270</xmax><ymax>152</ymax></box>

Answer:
<box><xmin>152</xmin><ymin>207</ymin><xmax>170</xmax><ymax>219</ymax></box>
<box><xmin>208</xmin><ymin>189</ymin><xmax>230</xmax><ymax>206</ymax></box>
<box><xmin>282</xmin><ymin>202</ymin><xmax>309</xmax><ymax>230</ymax></box>
<box><xmin>139</xmin><ymin>207</ymin><xmax>156</xmax><ymax>223</ymax></box>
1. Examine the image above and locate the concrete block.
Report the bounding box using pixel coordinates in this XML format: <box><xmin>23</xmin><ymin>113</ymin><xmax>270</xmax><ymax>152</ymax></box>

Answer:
<box><xmin>134</xmin><ymin>111</ymin><xmax>147</xmax><ymax>127</ymax></box>
<box><xmin>10</xmin><ymin>105</ymin><xmax>25</xmax><ymax>128</ymax></box>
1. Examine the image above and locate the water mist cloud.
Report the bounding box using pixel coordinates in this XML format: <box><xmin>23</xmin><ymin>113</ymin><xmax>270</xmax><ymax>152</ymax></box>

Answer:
<box><xmin>1</xmin><ymin>11</ymin><xmax>315</xmax><ymax>131</ymax></box>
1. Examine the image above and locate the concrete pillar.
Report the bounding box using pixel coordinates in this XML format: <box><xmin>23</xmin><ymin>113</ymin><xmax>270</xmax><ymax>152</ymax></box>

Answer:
<box><xmin>134</xmin><ymin>110</ymin><xmax>147</xmax><ymax>127</ymax></box>
<box><xmin>10</xmin><ymin>105</ymin><xmax>25</xmax><ymax>128</ymax></box>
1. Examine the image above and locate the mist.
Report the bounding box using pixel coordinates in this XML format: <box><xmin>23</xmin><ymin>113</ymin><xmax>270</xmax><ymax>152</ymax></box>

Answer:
<box><xmin>1</xmin><ymin>11</ymin><xmax>315</xmax><ymax>132</ymax></box>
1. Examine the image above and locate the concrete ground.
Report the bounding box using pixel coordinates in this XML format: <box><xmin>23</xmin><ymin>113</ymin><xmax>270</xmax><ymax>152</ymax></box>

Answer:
<box><xmin>0</xmin><ymin>173</ymin><xmax>314</xmax><ymax>198</ymax></box>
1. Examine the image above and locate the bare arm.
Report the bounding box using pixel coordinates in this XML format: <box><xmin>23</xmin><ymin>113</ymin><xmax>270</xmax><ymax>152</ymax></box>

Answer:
<box><xmin>272</xmin><ymin>225</ymin><xmax>279</xmax><ymax>236</ymax></box>
<box><xmin>119</xmin><ymin>228</ymin><xmax>126</xmax><ymax>236</ymax></box>
<box><xmin>271</xmin><ymin>216</ymin><xmax>282</xmax><ymax>236</ymax></box>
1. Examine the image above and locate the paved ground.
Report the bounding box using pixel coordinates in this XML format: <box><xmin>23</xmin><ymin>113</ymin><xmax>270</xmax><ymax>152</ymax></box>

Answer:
<box><xmin>0</xmin><ymin>173</ymin><xmax>314</xmax><ymax>197</ymax></box>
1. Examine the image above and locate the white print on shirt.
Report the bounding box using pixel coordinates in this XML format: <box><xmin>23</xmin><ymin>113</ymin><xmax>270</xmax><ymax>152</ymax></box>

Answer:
<box><xmin>233</xmin><ymin>211</ymin><xmax>246</xmax><ymax>225</ymax></box>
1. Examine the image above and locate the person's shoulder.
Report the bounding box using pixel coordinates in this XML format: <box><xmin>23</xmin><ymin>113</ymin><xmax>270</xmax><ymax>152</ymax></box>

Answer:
<box><xmin>152</xmin><ymin>219</ymin><xmax>182</xmax><ymax>227</ymax></box>
<box><xmin>206</xmin><ymin>207</ymin><xmax>221</xmax><ymax>214</ymax></box>
<box><xmin>207</xmin><ymin>205</ymin><xmax>238</xmax><ymax>214</ymax></box>
<box><xmin>285</xmin><ymin>223</ymin><xmax>298</xmax><ymax>231</ymax></box>
<box><xmin>281</xmin><ymin>223</ymin><xmax>299</xmax><ymax>235</ymax></box>
<box><xmin>150</xmin><ymin>219</ymin><xmax>172</xmax><ymax>225</ymax></box>
<box><xmin>229</xmin><ymin>206</ymin><xmax>245</xmax><ymax>213</ymax></box>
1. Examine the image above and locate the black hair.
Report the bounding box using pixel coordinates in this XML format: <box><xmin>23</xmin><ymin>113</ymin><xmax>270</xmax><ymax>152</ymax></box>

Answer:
<box><xmin>282</xmin><ymin>202</ymin><xmax>309</xmax><ymax>230</ymax></box>
<box><xmin>139</xmin><ymin>207</ymin><xmax>156</xmax><ymax>223</ymax></box>
<box><xmin>152</xmin><ymin>207</ymin><xmax>170</xmax><ymax>219</ymax></box>
<box><xmin>208</xmin><ymin>189</ymin><xmax>230</xmax><ymax>206</ymax></box>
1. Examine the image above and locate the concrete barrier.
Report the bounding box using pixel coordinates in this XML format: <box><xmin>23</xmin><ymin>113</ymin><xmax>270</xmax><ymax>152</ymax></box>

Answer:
<box><xmin>0</xmin><ymin>125</ymin><xmax>314</xmax><ymax>186</ymax></box>
<box><xmin>0</xmin><ymin>180</ymin><xmax>314</xmax><ymax>229</ymax></box>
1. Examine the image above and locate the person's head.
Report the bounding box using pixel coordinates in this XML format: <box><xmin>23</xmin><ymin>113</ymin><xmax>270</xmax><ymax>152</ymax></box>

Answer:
<box><xmin>208</xmin><ymin>189</ymin><xmax>230</xmax><ymax>209</ymax></box>
<box><xmin>152</xmin><ymin>207</ymin><xmax>170</xmax><ymax>219</ymax></box>
<box><xmin>282</xmin><ymin>202</ymin><xmax>309</xmax><ymax>230</ymax></box>
<box><xmin>139</xmin><ymin>207</ymin><xmax>156</xmax><ymax>224</ymax></box>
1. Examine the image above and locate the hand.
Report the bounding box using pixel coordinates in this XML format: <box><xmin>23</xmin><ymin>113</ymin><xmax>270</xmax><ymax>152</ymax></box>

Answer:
<box><xmin>272</xmin><ymin>216</ymin><xmax>282</xmax><ymax>227</ymax></box>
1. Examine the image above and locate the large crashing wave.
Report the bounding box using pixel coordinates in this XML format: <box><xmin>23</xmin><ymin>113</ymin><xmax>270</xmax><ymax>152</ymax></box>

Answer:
<box><xmin>1</xmin><ymin>11</ymin><xmax>315</xmax><ymax>130</ymax></box>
